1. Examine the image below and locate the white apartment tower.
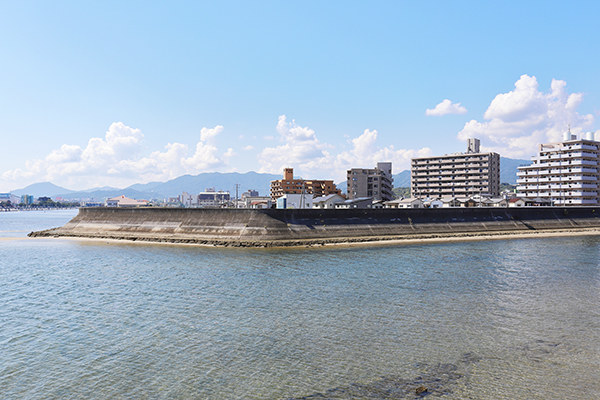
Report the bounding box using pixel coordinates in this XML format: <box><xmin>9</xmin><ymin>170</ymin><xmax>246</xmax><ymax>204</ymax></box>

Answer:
<box><xmin>411</xmin><ymin>138</ymin><xmax>500</xmax><ymax>197</ymax></box>
<box><xmin>516</xmin><ymin>131</ymin><xmax>600</xmax><ymax>206</ymax></box>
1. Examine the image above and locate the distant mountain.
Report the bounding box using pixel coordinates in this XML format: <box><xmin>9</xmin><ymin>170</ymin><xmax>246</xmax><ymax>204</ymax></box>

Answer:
<box><xmin>500</xmin><ymin>157</ymin><xmax>530</xmax><ymax>184</ymax></box>
<box><xmin>56</xmin><ymin>188</ymin><xmax>165</xmax><ymax>201</ymax></box>
<box><xmin>11</xmin><ymin>182</ymin><xmax>75</xmax><ymax>198</ymax></box>
<box><xmin>128</xmin><ymin>171</ymin><xmax>281</xmax><ymax>198</ymax></box>
<box><xmin>393</xmin><ymin>170</ymin><xmax>411</xmax><ymax>187</ymax></box>
<box><xmin>11</xmin><ymin>171</ymin><xmax>282</xmax><ymax>201</ymax></box>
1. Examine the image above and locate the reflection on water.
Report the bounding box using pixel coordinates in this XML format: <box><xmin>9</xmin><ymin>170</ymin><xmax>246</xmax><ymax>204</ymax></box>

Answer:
<box><xmin>0</xmin><ymin>211</ymin><xmax>599</xmax><ymax>399</ymax></box>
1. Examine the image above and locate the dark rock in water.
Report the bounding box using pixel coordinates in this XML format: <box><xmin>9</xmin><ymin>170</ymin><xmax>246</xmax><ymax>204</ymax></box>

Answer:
<box><xmin>287</xmin><ymin>354</ymin><xmax>479</xmax><ymax>399</ymax></box>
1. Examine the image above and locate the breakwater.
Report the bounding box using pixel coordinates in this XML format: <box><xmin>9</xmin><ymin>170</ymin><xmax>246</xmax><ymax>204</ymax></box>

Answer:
<box><xmin>28</xmin><ymin>206</ymin><xmax>600</xmax><ymax>246</ymax></box>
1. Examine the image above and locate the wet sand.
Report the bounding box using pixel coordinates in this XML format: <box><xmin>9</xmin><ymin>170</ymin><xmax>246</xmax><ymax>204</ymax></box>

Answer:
<box><xmin>22</xmin><ymin>227</ymin><xmax>600</xmax><ymax>248</ymax></box>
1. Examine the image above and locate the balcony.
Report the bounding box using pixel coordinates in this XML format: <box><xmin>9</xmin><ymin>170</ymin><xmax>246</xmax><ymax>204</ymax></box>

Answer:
<box><xmin>560</xmin><ymin>144</ymin><xmax>599</xmax><ymax>151</ymax></box>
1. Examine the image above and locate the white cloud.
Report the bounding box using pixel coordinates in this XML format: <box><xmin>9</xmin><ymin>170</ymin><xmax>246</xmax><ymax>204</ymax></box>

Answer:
<box><xmin>200</xmin><ymin>125</ymin><xmax>223</xmax><ymax>143</ymax></box>
<box><xmin>242</xmin><ymin>145</ymin><xmax>254</xmax><ymax>151</ymax></box>
<box><xmin>458</xmin><ymin>75</ymin><xmax>596</xmax><ymax>158</ymax></box>
<box><xmin>258</xmin><ymin>115</ymin><xmax>431</xmax><ymax>183</ymax></box>
<box><xmin>257</xmin><ymin>115</ymin><xmax>330</xmax><ymax>176</ymax></box>
<box><xmin>426</xmin><ymin>99</ymin><xmax>468</xmax><ymax>116</ymax></box>
<box><xmin>1</xmin><ymin>122</ymin><xmax>230</xmax><ymax>190</ymax></box>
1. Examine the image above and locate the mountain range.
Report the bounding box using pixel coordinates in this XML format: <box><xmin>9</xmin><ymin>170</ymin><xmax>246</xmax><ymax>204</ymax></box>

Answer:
<box><xmin>9</xmin><ymin>157</ymin><xmax>529</xmax><ymax>200</ymax></box>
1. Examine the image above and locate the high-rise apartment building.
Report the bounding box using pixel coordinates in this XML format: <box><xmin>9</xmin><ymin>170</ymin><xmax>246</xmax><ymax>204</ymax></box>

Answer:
<box><xmin>516</xmin><ymin>131</ymin><xmax>600</xmax><ymax>206</ymax></box>
<box><xmin>270</xmin><ymin>168</ymin><xmax>341</xmax><ymax>201</ymax></box>
<box><xmin>411</xmin><ymin>138</ymin><xmax>500</xmax><ymax>197</ymax></box>
<box><xmin>346</xmin><ymin>162</ymin><xmax>394</xmax><ymax>202</ymax></box>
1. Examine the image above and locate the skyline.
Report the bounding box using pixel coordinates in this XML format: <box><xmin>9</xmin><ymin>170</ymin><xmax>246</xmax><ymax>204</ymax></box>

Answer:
<box><xmin>2</xmin><ymin>1</ymin><xmax>600</xmax><ymax>192</ymax></box>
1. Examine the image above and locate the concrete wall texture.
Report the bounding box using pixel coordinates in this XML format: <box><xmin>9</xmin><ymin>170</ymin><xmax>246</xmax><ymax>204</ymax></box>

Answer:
<box><xmin>30</xmin><ymin>206</ymin><xmax>600</xmax><ymax>247</ymax></box>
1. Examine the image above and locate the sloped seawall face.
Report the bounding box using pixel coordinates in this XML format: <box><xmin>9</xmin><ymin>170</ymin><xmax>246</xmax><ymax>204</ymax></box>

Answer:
<box><xmin>29</xmin><ymin>206</ymin><xmax>600</xmax><ymax>246</ymax></box>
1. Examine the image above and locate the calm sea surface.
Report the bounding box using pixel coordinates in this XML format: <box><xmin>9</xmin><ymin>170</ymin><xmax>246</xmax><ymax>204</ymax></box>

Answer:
<box><xmin>1</xmin><ymin>210</ymin><xmax>599</xmax><ymax>399</ymax></box>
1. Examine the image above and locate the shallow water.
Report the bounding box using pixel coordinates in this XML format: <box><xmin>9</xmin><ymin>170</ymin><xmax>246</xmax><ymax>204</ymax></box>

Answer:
<box><xmin>1</xmin><ymin>210</ymin><xmax>599</xmax><ymax>398</ymax></box>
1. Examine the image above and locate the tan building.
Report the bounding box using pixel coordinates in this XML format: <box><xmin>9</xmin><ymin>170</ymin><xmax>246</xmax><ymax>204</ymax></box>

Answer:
<box><xmin>516</xmin><ymin>131</ymin><xmax>600</xmax><ymax>206</ymax></box>
<box><xmin>270</xmin><ymin>168</ymin><xmax>341</xmax><ymax>201</ymax></box>
<box><xmin>346</xmin><ymin>162</ymin><xmax>394</xmax><ymax>202</ymax></box>
<box><xmin>411</xmin><ymin>138</ymin><xmax>500</xmax><ymax>198</ymax></box>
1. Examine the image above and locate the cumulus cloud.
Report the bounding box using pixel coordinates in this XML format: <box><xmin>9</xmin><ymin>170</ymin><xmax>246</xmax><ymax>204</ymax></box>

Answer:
<box><xmin>458</xmin><ymin>75</ymin><xmax>596</xmax><ymax>158</ymax></box>
<box><xmin>257</xmin><ymin>115</ymin><xmax>330</xmax><ymax>175</ymax></box>
<box><xmin>1</xmin><ymin>122</ymin><xmax>229</xmax><ymax>190</ymax></box>
<box><xmin>426</xmin><ymin>99</ymin><xmax>468</xmax><ymax>116</ymax></box>
<box><xmin>200</xmin><ymin>125</ymin><xmax>224</xmax><ymax>144</ymax></box>
<box><xmin>258</xmin><ymin>115</ymin><xmax>431</xmax><ymax>183</ymax></box>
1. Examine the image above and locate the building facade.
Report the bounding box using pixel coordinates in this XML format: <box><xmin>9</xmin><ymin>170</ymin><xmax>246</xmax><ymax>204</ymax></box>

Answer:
<box><xmin>346</xmin><ymin>162</ymin><xmax>394</xmax><ymax>202</ymax></box>
<box><xmin>516</xmin><ymin>131</ymin><xmax>600</xmax><ymax>206</ymax></box>
<box><xmin>411</xmin><ymin>138</ymin><xmax>500</xmax><ymax>198</ymax></box>
<box><xmin>270</xmin><ymin>168</ymin><xmax>341</xmax><ymax>201</ymax></box>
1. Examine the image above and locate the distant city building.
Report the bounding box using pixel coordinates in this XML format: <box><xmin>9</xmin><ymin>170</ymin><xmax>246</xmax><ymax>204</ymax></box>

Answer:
<box><xmin>242</xmin><ymin>196</ymin><xmax>272</xmax><ymax>209</ymax></box>
<box><xmin>411</xmin><ymin>138</ymin><xmax>500</xmax><ymax>198</ymax></box>
<box><xmin>179</xmin><ymin>191</ymin><xmax>195</xmax><ymax>207</ymax></box>
<box><xmin>0</xmin><ymin>193</ymin><xmax>21</xmax><ymax>204</ymax></box>
<box><xmin>516</xmin><ymin>131</ymin><xmax>600</xmax><ymax>206</ymax></box>
<box><xmin>241</xmin><ymin>189</ymin><xmax>259</xmax><ymax>199</ymax></box>
<box><xmin>276</xmin><ymin>193</ymin><xmax>314</xmax><ymax>209</ymax></box>
<box><xmin>197</xmin><ymin>190</ymin><xmax>230</xmax><ymax>207</ymax></box>
<box><xmin>346</xmin><ymin>162</ymin><xmax>394</xmax><ymax>202</ymax></box>
<box><xmin>270</xmin><ymin>168</ymin><xmax>341</xmax><ymax>201</ymax></box>
<box><xmin>106</xmin><ymin>195</ymin><xmax>148</xmax><ymax>207</ymax></box>
<box><xmin>21</xmin><ymin>194</ymin><xmax>33</xmax><ymax>205</ymax></box>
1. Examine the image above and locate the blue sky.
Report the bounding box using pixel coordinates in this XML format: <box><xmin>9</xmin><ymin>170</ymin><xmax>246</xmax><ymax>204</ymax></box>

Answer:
<box><xmin>2</xmin><ymin>1</ymin><xmax>599</xmax><ymax>192</ymax></box>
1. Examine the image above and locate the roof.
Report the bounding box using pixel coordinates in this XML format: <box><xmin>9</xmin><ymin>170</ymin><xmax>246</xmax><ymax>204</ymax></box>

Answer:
<box><xmin>313</xmin><ymin>194</ymin><xmax>344</xmax><ymax>203</ymax></box>
<box><xmin>107</xmin><ymin>195</ymin><xmax>147</xmax><ymax>205</ymax></box>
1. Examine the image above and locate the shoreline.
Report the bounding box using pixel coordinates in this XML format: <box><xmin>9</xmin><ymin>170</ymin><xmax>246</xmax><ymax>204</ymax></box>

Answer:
<box><xmin>24</xmin><ymin>227</ymin><xmax>600</xmax><ymax>248</ymax></box>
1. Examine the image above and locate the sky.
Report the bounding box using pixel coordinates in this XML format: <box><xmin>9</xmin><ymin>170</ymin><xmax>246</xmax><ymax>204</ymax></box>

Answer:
<box><xmin>2</xmin><ymin>1</ymin><xmax>600</xmax><ymax>192</ymax></box>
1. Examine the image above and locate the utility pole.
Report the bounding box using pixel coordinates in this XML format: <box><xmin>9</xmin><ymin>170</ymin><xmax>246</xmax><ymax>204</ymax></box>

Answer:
<box><xmin>234</xmin><ymin>183</ymin><xmax>242</xmax><ymax>208</ymax></box>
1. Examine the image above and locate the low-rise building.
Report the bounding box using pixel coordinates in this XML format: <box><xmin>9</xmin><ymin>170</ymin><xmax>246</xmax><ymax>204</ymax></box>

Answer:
<box><xmin>334</xmin><ymin>197</ymin><xmax>374</xmax><ymax>209</ymax></box>
<box><xmin>276</xmin><ymin>194</ymin><xmax>314</xmax><ymax>209</ymax></box>
<box><xmin>197</xmin><ymin>189</ymin><xmax>230</xmax><ymax>207</ymax></box>
<box><xmin>106</xmin><ymin>195</ymin><xmax>148</xmax><ymax>207</ymax></box>
<box><xmin>385</xmin><ymin>198</ymin><xmax>424</xmax><ymax>208</ymax></box>
<box><xmin>508</xmin><ymin>198</ymin><xmax>526</xmax><ymax>207</ymax></box>
<box><xmin>312</xmin><ymin>194</ymin><xmax>345</xmax><ymax>209</ymax></box>
<box><xmin>242</xmin><ymin>196</ymin><xmax>272</xmax><ymax>209</ymax></box>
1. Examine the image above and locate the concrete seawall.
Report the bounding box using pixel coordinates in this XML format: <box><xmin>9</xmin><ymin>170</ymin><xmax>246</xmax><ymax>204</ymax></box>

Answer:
<box><xmin>28</xmin><ymin>206</ymin><xmax>600</xmax><ymax>247</ymax></box>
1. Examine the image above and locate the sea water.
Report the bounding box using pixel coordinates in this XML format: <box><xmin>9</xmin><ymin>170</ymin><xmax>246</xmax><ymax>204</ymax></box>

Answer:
<box><xmin>1</xmin><ymin>210</ymin><xmax>599</xmax><ymax>399</ymax></box>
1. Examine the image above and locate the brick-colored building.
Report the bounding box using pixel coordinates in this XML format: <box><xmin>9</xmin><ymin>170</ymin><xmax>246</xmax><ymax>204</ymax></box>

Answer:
<box><xmin>270</xmin><ymin>168</ymin><xmax>342</xmax><ymax>200</ymax></box>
